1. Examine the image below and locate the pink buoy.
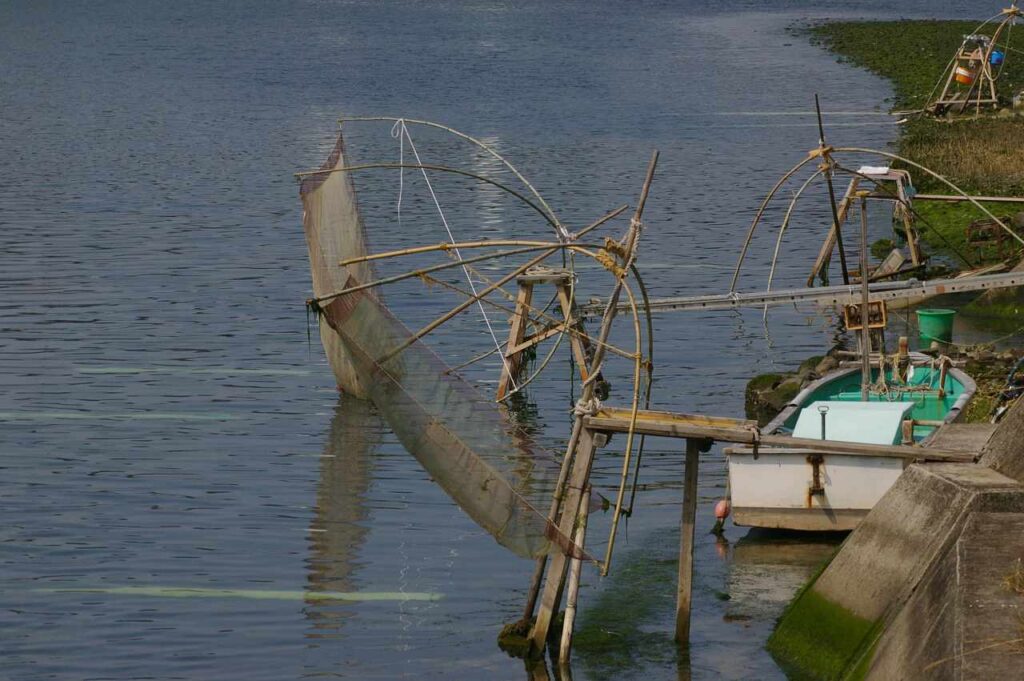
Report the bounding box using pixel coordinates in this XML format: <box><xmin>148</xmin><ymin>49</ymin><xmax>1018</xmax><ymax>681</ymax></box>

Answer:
<box><xmin>715</xmin><ymin>498</ymin><xmax>731</xmax><ymax>520</ymax></box>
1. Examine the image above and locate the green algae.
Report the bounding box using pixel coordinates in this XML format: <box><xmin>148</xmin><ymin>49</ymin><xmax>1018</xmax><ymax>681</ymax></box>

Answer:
<box><xmin>768</xmin><ymin>588</ymin><xmax>879</xmax><ymax>681</ymax></box>
<box><xmin>572</xmin><ymin>533</ymin><xmax>681</xmax><ymax>680</ymax></box>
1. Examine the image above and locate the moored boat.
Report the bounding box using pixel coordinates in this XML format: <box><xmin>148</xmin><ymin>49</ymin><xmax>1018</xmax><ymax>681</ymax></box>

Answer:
<box><xmin>726</xmin><ymin>355</ymin><xmax>976</xmax><ymax>531</ymax></box>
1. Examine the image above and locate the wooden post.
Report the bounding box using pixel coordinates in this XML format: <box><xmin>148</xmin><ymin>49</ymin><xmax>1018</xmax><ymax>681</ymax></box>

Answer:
<box><xmin>808</xmin><ymin>177</ymin><xmax>860</xmax><ymax>286</ymax></box>
<box><xmin>530</xmin><ymin>428</ymin><xmax>600</xmax><ymax>650</ymax></box>
<box><xmin>497</xmin><ymin>282</ymin><xmax>534</xmax><ymax>400</ymax></box>
<box><xmin>676</xmin><ymin>438</ymin><xmax>700</xmax><ymax>645</ymax></box>
<box><xmin>557</xmin><ymin>282</ymin><xmax>594</xmax><ymax>382</ymax></box>
<box><xmin>558</xmin><ymin>486</ymin><xmax>590</xmax><ymax>664</ymax></box>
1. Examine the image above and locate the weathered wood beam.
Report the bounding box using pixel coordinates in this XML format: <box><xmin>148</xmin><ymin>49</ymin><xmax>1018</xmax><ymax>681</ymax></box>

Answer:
<box><xmin>584</xmin><ymin>407</ymin><xmax>977</xmax><ymax>462</ymax></box>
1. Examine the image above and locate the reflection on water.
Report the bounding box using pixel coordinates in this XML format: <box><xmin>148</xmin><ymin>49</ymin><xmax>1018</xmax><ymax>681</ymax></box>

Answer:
<box><xmin>723</xmin><ymin>529</ymin><xmax>846</xmax><ymax>622</ymax></box>
<box><xmin>306</xmin><ymin>397</ymin><xmax>380</xmax><ymax>637</ymax></box>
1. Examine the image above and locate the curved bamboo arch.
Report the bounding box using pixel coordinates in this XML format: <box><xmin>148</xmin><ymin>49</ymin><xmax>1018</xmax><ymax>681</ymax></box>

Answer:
<box><xmin>296</xmin><ymin>161</ymin><xmax>559</xmax><ymax>232</ymax></box>
<box><xmin>732</xmin><ymin>145</ymin><xmax>1023</xmax><ymax>293</ymax></box>
<box><xmin>765</xmin><ymin>168</ymin><xmax>826</xmax><ymax>298</ymax></box>
<box><xmin>340</xmin><ymin>116</ymin><xmax>568</xmax><ymax>241</ymax></box>
<box><xmin>728</xmin><ymin>154</ymin><xmax>819</xmax><ymax>292</ymax></box>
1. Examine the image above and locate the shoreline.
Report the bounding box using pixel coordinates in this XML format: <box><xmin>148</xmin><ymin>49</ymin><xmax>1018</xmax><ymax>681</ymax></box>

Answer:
<box><xmin>798</xmin><ymin>18</ymin><xmax>1024</xmax><ymax>303</ymax></box>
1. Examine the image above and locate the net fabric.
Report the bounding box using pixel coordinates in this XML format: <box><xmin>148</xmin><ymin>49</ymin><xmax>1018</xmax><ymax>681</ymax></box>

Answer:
<box><xmin>300</xmin><ymin>132</ymin><xmax>378</xmax><ymax>398</ymax></box>
<box><xmin>300</xmin><ymin>131</ymin><xmax>587</xmax><ymax>560</ymax></box>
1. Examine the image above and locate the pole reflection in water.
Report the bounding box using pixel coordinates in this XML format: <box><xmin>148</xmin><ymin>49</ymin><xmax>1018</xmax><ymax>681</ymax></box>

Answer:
<box><xmin>305</xmin><ymin>396</ymin><xmax>381</xmax><ymax>636</ymax></box>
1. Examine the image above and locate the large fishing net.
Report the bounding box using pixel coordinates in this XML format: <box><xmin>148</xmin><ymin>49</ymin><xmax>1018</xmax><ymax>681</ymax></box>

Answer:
<box><xmin>300</xmin><ymin>131</ymin><xmax>587</xmax><ymax>560</ymax></box>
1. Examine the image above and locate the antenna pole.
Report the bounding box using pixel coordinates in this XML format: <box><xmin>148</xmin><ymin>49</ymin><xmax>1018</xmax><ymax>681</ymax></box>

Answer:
<box><xmin>816</xmin><ymin>94</ymin><xmax>851</xmax><ymax>285</ymax></box>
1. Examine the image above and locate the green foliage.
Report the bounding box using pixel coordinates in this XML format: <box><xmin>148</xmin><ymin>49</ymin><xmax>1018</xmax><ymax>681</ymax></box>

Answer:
<box><xmin>805</xmin><ymin>20</ymin><xmax>1024</xmax><ymax>110</ymax></box>
<box><xmin>804</xmin><ymin>19</ymin><xmax>1024</xmax><ymax>263</ymax></box>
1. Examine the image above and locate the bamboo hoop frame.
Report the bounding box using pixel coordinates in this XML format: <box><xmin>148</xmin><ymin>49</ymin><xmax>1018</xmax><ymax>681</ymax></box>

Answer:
<box><xmin>731</xmin><ymin>146</ymin><xmax>1024</xmax><ymax>293</ymax></box>
<box><xmin>338</xmin><ymin>117</ymin><xmax>568</xmax><ymax>240</ymax></box>
<box><xmin>295</xmin><ymin>162</ymin><xmax>558</xmax><ymax>232</ymax></box>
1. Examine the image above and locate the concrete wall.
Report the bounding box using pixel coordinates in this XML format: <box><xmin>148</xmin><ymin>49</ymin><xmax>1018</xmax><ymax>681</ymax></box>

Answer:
<box><xmin>769</xmin><ymin>463</ymin><xmax>1024</xmax><ymax>680</ymax></box>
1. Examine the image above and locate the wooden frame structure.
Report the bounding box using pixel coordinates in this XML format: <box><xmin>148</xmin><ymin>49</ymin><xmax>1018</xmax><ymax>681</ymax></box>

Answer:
<box><xmin>496</xmin><ymin>267</ymin><xmax>594</xmax><ymax>400</ymax></box>
<box><xmin>524</xmin><ymin>405</ymin><xmax>977</xmax><ymax>660</ymax></box>
<box><xmin>809</xmin><ymin>169</ymin><xmax>922</xmax><ymax>286</ymax></box>
<box><xmin>929</xmin><ymin>4</ymin><xmax>1021</xmax><ymax>115</ymax></box>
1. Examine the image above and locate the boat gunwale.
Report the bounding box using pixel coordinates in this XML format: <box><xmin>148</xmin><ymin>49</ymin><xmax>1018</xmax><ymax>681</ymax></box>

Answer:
<box><xmin>762</xmin><ymin>363</ymin><xmax>977</xmax><ymax>444</ymax></box>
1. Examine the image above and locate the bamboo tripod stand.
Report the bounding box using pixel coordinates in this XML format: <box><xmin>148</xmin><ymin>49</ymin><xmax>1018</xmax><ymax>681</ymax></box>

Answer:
<box><xmin>930</xmin><ymin>4</ymin><xmax>1021</xmax><ymax>115</ymax></box>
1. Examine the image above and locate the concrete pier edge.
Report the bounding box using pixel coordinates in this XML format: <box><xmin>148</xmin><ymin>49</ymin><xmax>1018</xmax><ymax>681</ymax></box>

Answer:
<box><xmin>768</xmin><ymin>399</ymin><xmax>1024</xmax><ymax>680</ymax></box>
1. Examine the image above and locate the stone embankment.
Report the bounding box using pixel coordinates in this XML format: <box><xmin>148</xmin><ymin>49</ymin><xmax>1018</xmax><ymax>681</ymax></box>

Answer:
<box><xmin>768</xmin><ymin>398</ymin><xmax>1024</xmax><ymax>680</ymax></box>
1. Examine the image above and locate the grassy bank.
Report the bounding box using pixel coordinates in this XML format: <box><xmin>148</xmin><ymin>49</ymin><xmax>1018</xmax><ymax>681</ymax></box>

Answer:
<box><xmin>804</xmin><ymin>20</ymin><xmax>1024</xmax><ymax>268</ymax></box>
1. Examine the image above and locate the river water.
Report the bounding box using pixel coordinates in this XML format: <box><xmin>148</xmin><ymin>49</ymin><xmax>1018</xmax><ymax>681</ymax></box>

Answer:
<box><xmin>0</xmin><ymin>1</ymin><xmax>992</xmax><ymax>679</ymax></box>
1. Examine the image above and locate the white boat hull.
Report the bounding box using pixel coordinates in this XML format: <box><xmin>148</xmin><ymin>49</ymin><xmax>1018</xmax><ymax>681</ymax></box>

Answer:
<box><xmin>728</xmin><ymin>450</ymin><xmax>906</xmax><ymax>531</ymax></box>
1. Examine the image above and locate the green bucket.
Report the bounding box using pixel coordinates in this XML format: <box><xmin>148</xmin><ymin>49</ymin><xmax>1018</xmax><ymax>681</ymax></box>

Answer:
<box><xmin>917</xmin><ymin>308</ymin><xmax>956</xmax><ymax>344</ymax></box>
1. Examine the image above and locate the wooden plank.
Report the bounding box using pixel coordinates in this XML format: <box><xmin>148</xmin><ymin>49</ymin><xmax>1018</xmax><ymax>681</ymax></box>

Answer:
<box><xmin>496</xmin><ymin>282</ymin><xmax>533</xmax><ymax>400</ymax></box>
<box><xmin>583</xmin><ymin>409</ymin><xmax>977</xmax><ymax>461</ymax></box>
<box><xmin>516</xmin><ymin>268</ymin><xmax>573</xmax><ymax>285</ymax></box>
<box><xmin>675</xmin><ymin>438</ymin><xmax>699</xmax><ymax>645</ymax></box>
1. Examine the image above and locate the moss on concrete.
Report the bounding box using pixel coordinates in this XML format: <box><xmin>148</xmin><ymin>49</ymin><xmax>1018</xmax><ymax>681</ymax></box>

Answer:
<box><xmin>768</xmin><ymin>588</ymin><xmax>879</xmax><ymax>681</ymax></box>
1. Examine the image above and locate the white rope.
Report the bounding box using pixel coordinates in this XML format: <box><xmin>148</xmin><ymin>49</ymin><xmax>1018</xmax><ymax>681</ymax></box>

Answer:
<box><xmin>390</xmin><ymin>121</ymin><xmax>405</xmax><ymax>228</ymax></box>
<box><xmin>572</xmin><ymin>397</ymin><xmax>602</xmax><ymax>418</ymax></box>
<box><xmin>394</xmin><ymin>120</ymin><xmax>516</xmax><ymax>389</ymax></box>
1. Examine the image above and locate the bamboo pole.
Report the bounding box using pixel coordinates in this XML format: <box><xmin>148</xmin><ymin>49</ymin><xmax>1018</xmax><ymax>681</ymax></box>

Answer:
<box><xmin>675</xmin><ymin>438</ymin><xmax>700</xmax><ymax>645</ymax></box>
<box><xmin>528</xmin><ymin>152</ymin><xmax>659</xmax><ymax>652</ymax></box>
<box><xmin>339</xmin><ymin>239</ymin><xmax>573</xmax><ymax>267</ymax></box>
<box><xmin>816</xmin><ymin>94</ymin><xmax>851</xmax><ymax>286</ymax></box>
<box><xmin>558</xmin><ymin>487</ymin><xmax>590</xmax><ymax>664</ymax></box>
<box><xmin>404</xmin><ymin>270</ymin><xmax>638</xmax><ymax>363</ymax></box>
<box><xmin>315</xmin><ymin>245</ymin><xmax>554</xmax><ymax>304</ymax></box>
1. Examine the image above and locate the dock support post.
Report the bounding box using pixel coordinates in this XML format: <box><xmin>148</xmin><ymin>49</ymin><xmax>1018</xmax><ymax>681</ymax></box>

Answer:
<box><xmin>675</xmin><ymin>438</ymin><xmax>700</xmax><ymax>645</ymax></box>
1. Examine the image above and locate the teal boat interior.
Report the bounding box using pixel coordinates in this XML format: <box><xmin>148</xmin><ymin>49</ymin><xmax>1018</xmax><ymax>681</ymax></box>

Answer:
<box><xmin>776</xmin><ymin>366</ymin><xmax>972</xmax><ymax>442</ymax></box>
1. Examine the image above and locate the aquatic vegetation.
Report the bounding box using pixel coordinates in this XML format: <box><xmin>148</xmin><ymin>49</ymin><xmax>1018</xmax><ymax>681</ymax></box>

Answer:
<box><xmin>572</xmin><ymin>530</ymin><xmax>682</xmax><ymax>679</ymax></box>
<box><xmin>802</xmin><ymin>20</ymin><xmax>1024</xmax><ymax>265</ymax></box>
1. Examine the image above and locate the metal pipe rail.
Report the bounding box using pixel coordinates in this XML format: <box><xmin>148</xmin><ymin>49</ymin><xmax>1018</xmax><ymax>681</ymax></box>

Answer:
<box><xmin>579</xmin><ymin>271</ymin><xmax>1024</xmax><ymax>317</ymax></box>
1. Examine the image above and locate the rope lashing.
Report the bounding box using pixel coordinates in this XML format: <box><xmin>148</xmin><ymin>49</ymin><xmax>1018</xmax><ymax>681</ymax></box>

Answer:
<box><xmin>807</xmin><ymin>145</ymin><xmax>834</xmax><ymax>160</ymax></box>
<box><xmin>595</xmin><ymin>250</ymin><xmax>627</xmax><ymax>278</ymax></box>
<box><xmin>572</xmin><ymin>397</ymin><xmax>603</xmax><ymax>419</ymax></box>
<box><xmin>603</xmin><ymin>237</ymin><xmax>628</xmax><ymax>259</ymax></box>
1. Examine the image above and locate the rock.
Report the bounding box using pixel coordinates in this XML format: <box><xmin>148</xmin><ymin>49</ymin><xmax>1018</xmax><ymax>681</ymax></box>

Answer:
<box><xmin>814</xmin><ymin>356</ymin><xmax>839</xmax><ymax>376</ymax></box>
<box><xmin>764</xmin><ymin>377</ymin><xmax>803</xmax><ymax>412</ymax></box>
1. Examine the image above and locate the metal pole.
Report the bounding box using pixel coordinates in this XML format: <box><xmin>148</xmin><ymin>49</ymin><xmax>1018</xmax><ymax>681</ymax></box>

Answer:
<box><xmin>816</xmin><ymin>94</ymin><xmax>851</xmax><ymax>285</ymax></box>
<box><xmin>859</xmin><ymin>194</ymin><xmax>872</xmax><ymax>401</ymax></box>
